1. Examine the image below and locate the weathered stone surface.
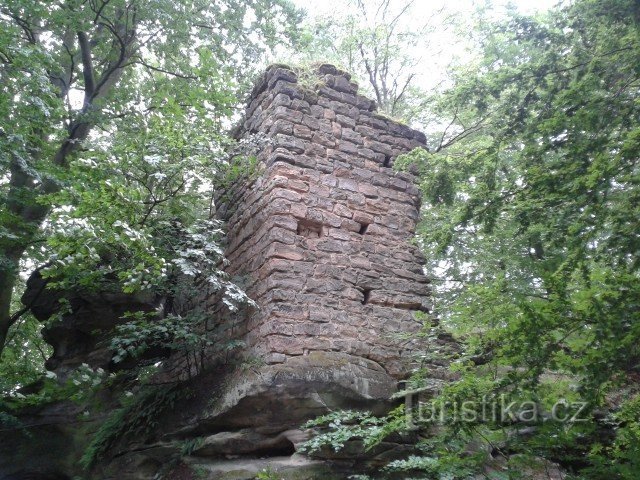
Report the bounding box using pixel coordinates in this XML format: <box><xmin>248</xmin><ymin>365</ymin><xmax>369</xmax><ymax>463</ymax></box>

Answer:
<box><xmin>21</xmin><ymin>269</ymin><xmax>162</xmax><ymax>379</ymax></box>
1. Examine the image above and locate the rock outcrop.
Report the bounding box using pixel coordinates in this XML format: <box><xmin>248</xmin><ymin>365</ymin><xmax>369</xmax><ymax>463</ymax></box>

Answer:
<box><xmin>21</xmin><ymin>270</ymin><xmax>164</xmax><ymax>379</ymax></box>
<box><xmin>2</xmin><ymin>65</ymin><xmax>452</xmax><ymax>480</ymax></box>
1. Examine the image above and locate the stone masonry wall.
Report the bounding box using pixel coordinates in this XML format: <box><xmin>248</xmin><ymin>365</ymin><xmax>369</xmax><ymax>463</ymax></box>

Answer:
<box><xmin>214</xmin><ymin>64</ymin><xmax>431</xmax><ymax>379</ymax></box>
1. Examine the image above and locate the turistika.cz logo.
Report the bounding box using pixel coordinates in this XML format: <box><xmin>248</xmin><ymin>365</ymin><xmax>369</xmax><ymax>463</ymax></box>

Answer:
<box><xmin>404</xmin><ymin>392</ymin><xmax>589</xmax><ymax>426</ymax></box>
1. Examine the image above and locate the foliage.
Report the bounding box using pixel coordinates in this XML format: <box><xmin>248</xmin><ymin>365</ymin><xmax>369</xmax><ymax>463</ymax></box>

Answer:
<box><xmin>394</xmin><ymin>0</ymin><xmax>640</xmax><ymax>477</ymax></box>
<box><xmin>255</xmin><ymin>467</ymin><xmax>284</xmax><ymax>480</ymax></box>
<box><xmin>0</xmin><ymin>310</ymin><xmax>51</xmax><ymax>393</ymax></box>
<box><xmin>300</xmin><ymin>407</ymin><xmax>406</xmax><ymax>454</ymax></box>
<box><xmin>0</xmin><ymin>362</ymin><xmax>109</xmax><ymax>433</ymax></box>
<box><xmin>180</xmin><ymin>436</ymin><xmax>205</xmax><ymax>456</ymax></box>
<box><xmin>584</xmin><ymin>394</ymin><xmax>640</xmax><ymax>478</ymax></box>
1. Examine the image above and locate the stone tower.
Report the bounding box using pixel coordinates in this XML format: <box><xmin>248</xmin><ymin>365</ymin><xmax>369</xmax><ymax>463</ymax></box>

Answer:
<box><xmin>206</xmin><ymin>64</ymin><xmax>438</xmax><ymax>425</ymax></box>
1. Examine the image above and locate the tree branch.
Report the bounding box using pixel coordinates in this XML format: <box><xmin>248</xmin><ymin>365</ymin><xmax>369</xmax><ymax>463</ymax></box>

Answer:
<box><xmin>77</xmin><ymin>31</ymin><xmax>96</xmax><ymax>104</ymax></box>
<box><xmin>132</xmin><ymin>58</ymin><xmax>198</xmax><ymax>80</ymax></box>
<box><xmin>1</xmin><ymin>8</ymin><xmax>37</xmax><ymax>44</ymax></box>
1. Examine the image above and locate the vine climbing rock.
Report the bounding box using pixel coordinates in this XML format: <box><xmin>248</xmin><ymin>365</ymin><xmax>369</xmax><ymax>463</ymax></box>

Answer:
<box><xmin>2</xmin><ymin>64</ymin><xmax>456</xmax><ymax>480</ymax></box>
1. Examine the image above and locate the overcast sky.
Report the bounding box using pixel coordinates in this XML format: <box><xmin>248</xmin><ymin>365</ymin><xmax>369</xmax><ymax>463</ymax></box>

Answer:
<box><xmin>285</xmin><ymin>0</ymin><xmax>560</xmax><ymax>94</ymax></box>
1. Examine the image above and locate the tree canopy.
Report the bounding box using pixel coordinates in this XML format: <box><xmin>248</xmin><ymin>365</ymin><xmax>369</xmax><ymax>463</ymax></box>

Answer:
<box><xmin>303</xmin><ymin>0</ymin><xmax>640</xmax><ymax>477</ymax></box>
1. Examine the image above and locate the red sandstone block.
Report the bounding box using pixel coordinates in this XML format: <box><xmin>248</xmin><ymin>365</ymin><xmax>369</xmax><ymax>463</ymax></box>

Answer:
<box><xmin>352</xmin><ymin>167</ymin><xmax>374</xmax><ymax>182</ymax></box>
<box><xmin>269</xmin><ymin>302</ymin><xmax>310</xmax><ymax>320</ymax></box>
<box><xmin>331</xmin><ymin>100</ymin><xmax>359</xmax><ymax>118</ymax></box>
<box><xmin>291</xmin><ymin>98</ymin><xmax>311</xmax><ymax>113</ymax></box>
<box><xmin>266</xmin><ymin>274</ymin><xmax>306</xmax><ymax>291</ymax></box>
<box><xmin>305</xmin><ymin>142</ymin><xmax>326</xmax><ymax>157</ymax></box>
<box><xmin>337</xmin><ymin>140</ymin><xmax>358</xmax><ymax>155</ymax></box>
<box><xmin>271</xmin><ymin>93</ymin><xmax>292</xmax><ymax>108</ymax></box>
<box><xmin>267</xmin><ymin>65</ymin><xmax>297</xmax><ymax>84</ymax></box>
<box><xmin>355</xmin><ymin>95</ymin><xmax>375</xmax><ymax>111</ymax></box>
<box><xmin>335</xmin><ymin>114</ymin><xmax>356</xmax><ymax>128</ymax></box>
<box><xmin>356</xmin><ymin>147</ymin><xmax>377</xmax><ymax>162</ymax></box>
<box><xmin>269</xmin><ymin>119</ymin><xmax>294</xmax><ymax>136</ymax></box>
<box><xmin>265</xmin><ymin>335</ymin><xmax>304</xmax><ymax>355</ymax></box>
<box><xmin>338</xmin><ymin>178</ymin><xmax>358</xmax><ymax>192</ymax></box>
<box><xmin>301</xmin><ymin>113</ymin><xmax>320</xmax><ymax>130</ymax></box>
<box><xmin>333</xmin><ymin>203</ymin><xmax>353</xmax><ymax>218</ymax></box>
<box><xmin>371</xmin><ymin>174</ymin><xmax>389</xmax><ymax>187</ymax></box>
<box><xmin>287</xmin><ymin>179</ymin><xmax>309</xmax><ymax>193</ymax></box>
<box><xmin>293</xmin><ymin>124</ymin><xmax>313</xmax><ymax>139</ymax></box>
<box><xmin>357</xmin><ymin>183</ymin><xmax>379</xmax><ymax>198</ymax></box>
<box><xmin>340</xmin><ymin>219</ymin><xmax>361</xmax><ymax>233</ymax></box>
<box><xmin>268</xmin><ymin>227</ymin><xmax>297</xmax><ymax>245</ymax></box>
<box><xmin>363</xmin><ymin>138</ymin><xmax>393</xmax><ymax>156</ymax></box>
<box><xmin>355</xmin><ymin>125</ymin><xmax>376</xmax><ymax>137</ymax></box>
<box><xmin>310</xmin><ymin>104</ymin><xmax>324</xmax><ymax>118</ymax></box>
<box><xmin>321</xmin><ymin>211</ymin><xmax>342</xmax><ymax>227</ymax></box>
<box><xmin>359</xmin><ymin>112</ymin><xmax>388</xmax><ymax>130</ymax></box>
<box><xmin>272</xmin><ymin>105</ymin><xmax>303</xmax><ymax>123</ymax></box>
<box><xmin>289</xmin><ymin>203</ymin><xmax>307</xmax><ymax>218</ymax></box>
<box><xmin>324</xmin><ymin>74</ymin><xmax>358</xmax><ymax>95</ymax></box>
<box><xmin>387</xmin><ymin>121</ymin><xmax>416</xmax><ymax>139</ymax></box>
<box><xmin>322</xmin><ymin>107</ymin><xmax>336</xmax><ymax>120</ymax></box>
<box><xmin>274</xmin><ymin>133</ymin><xmax>306</xmax><ymax>154</ymax></box>
<box><xmin>320</xmin><ymin>175</ymin><xmax>338</xmax><ymax>187</ymax></box>
<box><xmin>352</xmin><ymin>212</ymin><xmax>374</xmax><ymax>225</ymax></box>
<box><xmin>270</xmin><ymin>81</ymin><xmax>304</xmax><ymax>102</ymax></box>
<box><xmin>308</xmin><ymin>184</ymin><xmax>331</xmax><ymax>198</ymax></box>
<box><xmin>271</xmin><ymin>164</ymin><xmax>303</xmax><ymax>179</ymax></box>
<box><xmin>341</xmin><ymin>128</ymin><xmax>363</xmax><ymax>145</ymax></box>
<box><xmin>327</xmin><ymin>228</ymin><xmax>351</xmax><ymax>241</ymax></box>
<box><xmin>364</xmin><ymin>159</ymin><xmax>383</xmax><ymax>171</ymax></box>
<box><xmin>265</xmin><ymin>242</ymin><xmax>306</xmax><ymax>261</ymax></box>
<box><xmin>270</xmin><ymin>187</ymin><xmax>302</xmax><ymax>203</ymax></box>
<box><xmin>262</xmin><ymin>288</ymin><xmax>298</xmax><ymax>304</ymax></box>
<box><xmin>331</xmin><ymin>122</ymin><xmax>342</xmax><ymax>139</ymax></box>
<box><xmin>316</xmin><ymin>238</ymin><xmax>350</xmax><ymax>253</ymax></box>
<box><xmin>346</xmin><ymin>192</ymin><xmax>366</xmax><ymax>206</ymax></box>
<box><xmin>304</xmin><ymin>208</ymin><xmax>324</xmax><ymax>224</ymax></box>
<box><xmin>318</xmin><ymin>119</ymin><xmax>333</xmax><ymax>135</ymax></box>
<box><xmin>293</xmin><ymin>322</ymin><xmax>336</xmax><ymax>337</ymax></box>
<box><xmin>388</xmin><ymin>176</ymin><xmax>408</xmax><ymax>192</ymax></box>
<box><xmin>311</xmin><ymin>131</ymin><xmax>336</xmax><ymax>148</ymax></box>
<box><xmin>316</xmin><ymin>159</ymin><xmax>334</xmax><ymax>173</ymax></box>
<box><xmin>309</xmin><ymin>309</ymin><xmax>332</xmax><ymax>323</ymax></box>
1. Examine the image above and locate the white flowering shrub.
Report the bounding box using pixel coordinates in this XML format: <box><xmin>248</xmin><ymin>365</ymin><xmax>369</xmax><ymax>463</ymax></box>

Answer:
<box><xmin>38</xmin><ymin>125</ymin><xmax>265</xmax><ymax>375</ymax></box>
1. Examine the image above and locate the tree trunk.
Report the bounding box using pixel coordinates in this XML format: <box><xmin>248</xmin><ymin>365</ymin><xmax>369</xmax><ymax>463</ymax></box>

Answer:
<box><xmin>0</xmin><ymin>249</ymin><xmax>24</xmax><ymax>356</ymax></box>
<box><xmin>0</xmin><ymin>11</ymin><xmax>136</xmax><ymax>356</ymax></box>
<box><xmin>0</xmin><ymin>155</ymin><xmax>53</xmax><ymax>356</ymax></box>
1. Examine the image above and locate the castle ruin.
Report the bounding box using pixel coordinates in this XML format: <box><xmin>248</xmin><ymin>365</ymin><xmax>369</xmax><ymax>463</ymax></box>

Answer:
<box><xmin>1</xmin><ymin>65</ymin><xmax>453</xmax><ymax>480</ymax></box>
